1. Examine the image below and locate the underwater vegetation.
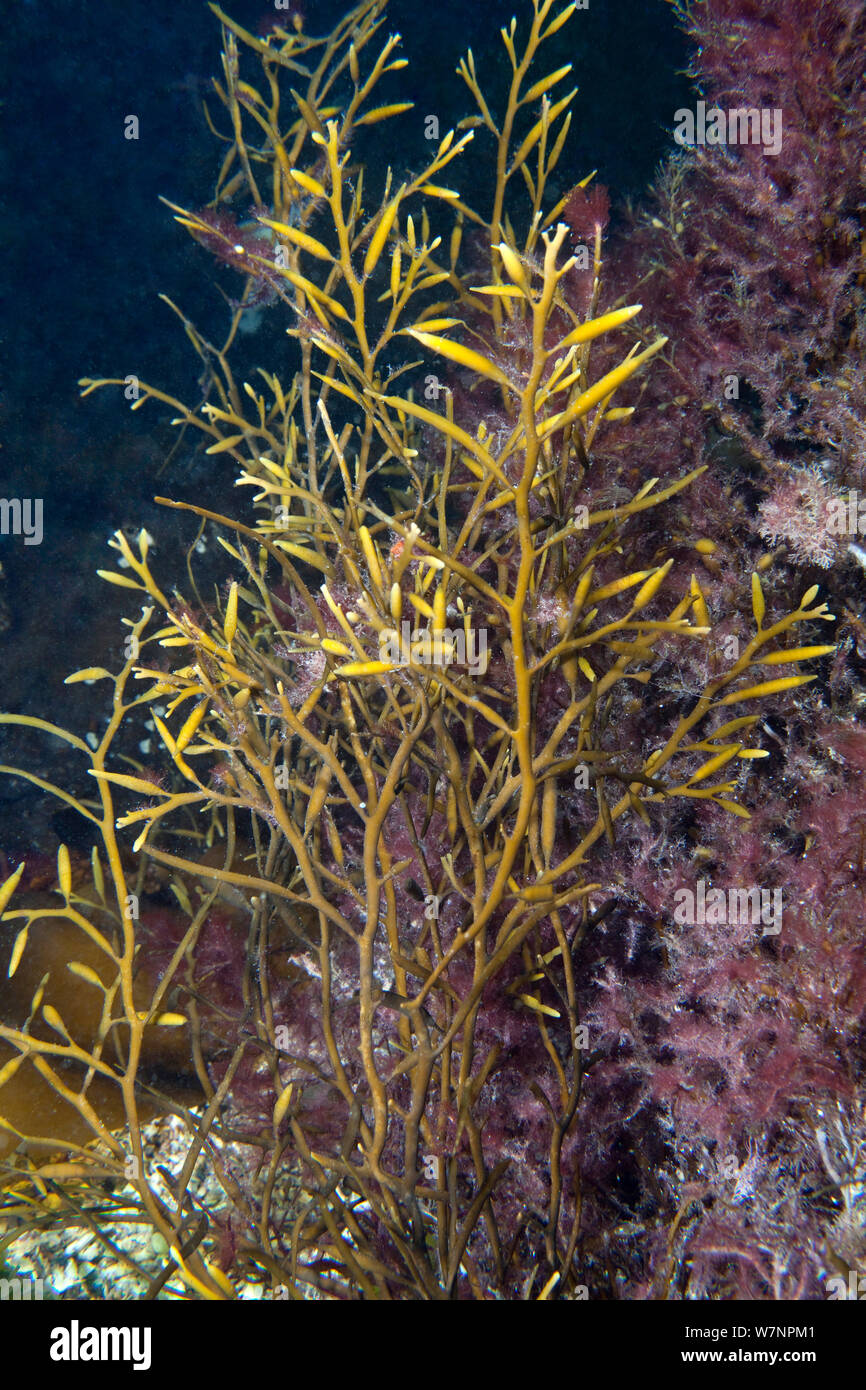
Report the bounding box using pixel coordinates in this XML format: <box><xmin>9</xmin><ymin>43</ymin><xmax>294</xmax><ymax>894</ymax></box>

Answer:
<box><xmin>0</xmin><ymin>0</ymin><xmax>864</xmax><ymax>1299</ymax></box>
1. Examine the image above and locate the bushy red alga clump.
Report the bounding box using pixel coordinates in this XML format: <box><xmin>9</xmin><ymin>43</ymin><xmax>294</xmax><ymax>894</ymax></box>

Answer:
<box><xmin>520</xmin><ymin>0</ymin><xmax>866</xmax><ymax>1297</ymax></box>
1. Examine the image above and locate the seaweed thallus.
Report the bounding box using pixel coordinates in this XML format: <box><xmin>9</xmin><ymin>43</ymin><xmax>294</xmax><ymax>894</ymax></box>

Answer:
<box><xmin>0</xmin><ymin>0</ymin><xmax>835</xmax><ymax>1298</ymax></box>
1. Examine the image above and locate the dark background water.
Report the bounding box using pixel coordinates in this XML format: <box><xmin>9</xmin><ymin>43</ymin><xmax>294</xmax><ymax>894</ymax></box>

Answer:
<box><xmin>0</xmin><ymin>0</ymin><xmax>691</xmax><ymax>849</ymax></box>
